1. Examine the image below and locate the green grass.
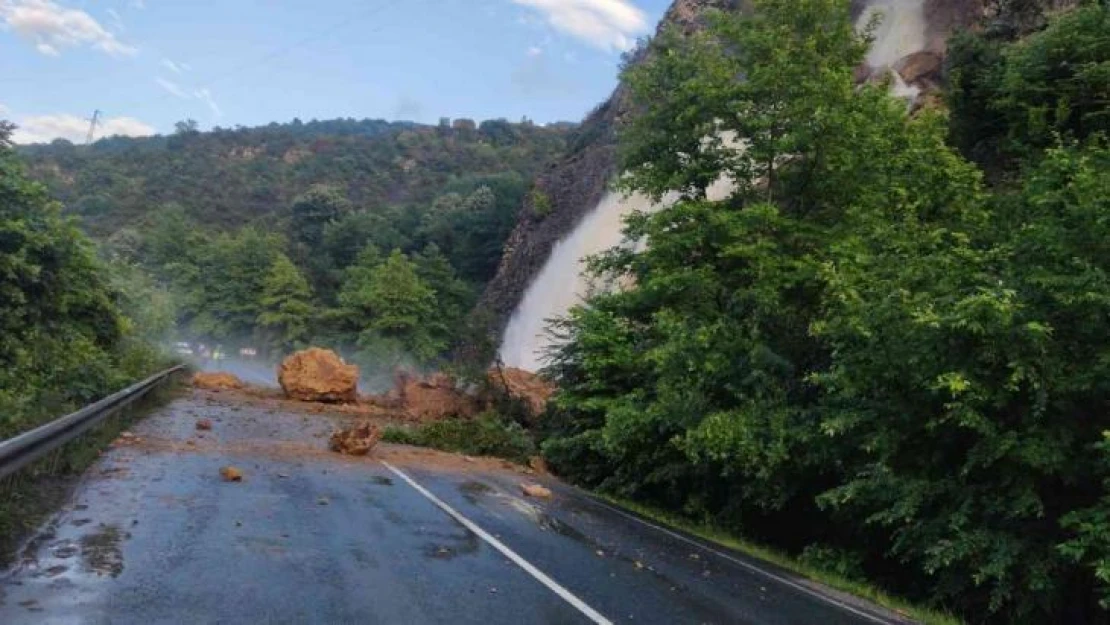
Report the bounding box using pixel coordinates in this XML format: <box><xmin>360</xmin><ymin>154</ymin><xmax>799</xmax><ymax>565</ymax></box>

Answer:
<box><xmin>598</xmin><ymin>495</ymin><xmax>964</xmax><ymax>625</ymax></box>
<box><xmin>382</xmin><ymin>412</ymin><xmax>537</xmax><ymax>463</ymax></box>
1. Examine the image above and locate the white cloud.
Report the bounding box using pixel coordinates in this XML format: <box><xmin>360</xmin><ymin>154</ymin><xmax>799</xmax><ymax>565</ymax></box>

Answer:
<box><xmin>527</xmin><ymin>45</ymin><xmax>543</xmax><ymax>57</ymax></box>
<box><xmin>511</xmin><ymin>0</ymin><xmax>648</xmax><ymax>52</ymax></box>
<box><xmin>156</xmin><ymin>76</ymin><xmax>189</xmax><ymax>99</ymax></box>
<box><xmin>160</xmin><ymin>58</ymin><xmax>188</xmax><ymax>74</ymax></box>
<box><xmin>0</xmin><ymin>0</ymin><xmax>137</xmax><ymax>57</ymax></box>
<box><xmin>129</xmin><ymin>0</ymin><xmax>144</xmax><ymax>9</ymax></box>
<box><xmin>157</xmin><ymin>78</ymin><xmax>222</xmax><ymax>118</ymax></box>
<box><xmin>0</xmin><ymin>102</ymin><xmax>9</xmax><ymax>116</ymax></box>
<box><xmin>11</xmin><ymin>113</ymin><xmax>155</xmax><ymax>144</ymax></box>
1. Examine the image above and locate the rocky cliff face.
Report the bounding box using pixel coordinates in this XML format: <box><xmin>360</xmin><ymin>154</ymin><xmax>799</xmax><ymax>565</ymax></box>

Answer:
<box><xmin>472</xmin><ymin>0</ymin><xmax>743</xmax><ymax>343</ymax></box>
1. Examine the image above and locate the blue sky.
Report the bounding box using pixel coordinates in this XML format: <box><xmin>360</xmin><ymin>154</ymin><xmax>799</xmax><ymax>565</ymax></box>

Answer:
<box><xmin>0</xmin><ymin>0</ymin><xmax>671</xmax><ymax>143</ymax></box>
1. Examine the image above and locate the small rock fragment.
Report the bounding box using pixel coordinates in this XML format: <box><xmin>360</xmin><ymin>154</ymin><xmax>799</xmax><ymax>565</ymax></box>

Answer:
<box><xmin>329</xmin><ymin>421</ymin><xmax>382</xmax><ymax>456</ymax></box>
<box><xmin>317</xmin><ymin>497</ymin><xmax>330</xmax><ymax>506</ymax></box>
<box><xmin>220</xmin><ymin>466</ymin><xmax>243</xmax><ymax>482</ymax></box>
<box><xmin>521</xmin><ymin>483</ymin><xmax>552</xmax><ymax>499</ymax></box>
<box><xmin>195</xmin><ymin>418</ymin><xmax>213</xmax><ymax>431</ymax></box>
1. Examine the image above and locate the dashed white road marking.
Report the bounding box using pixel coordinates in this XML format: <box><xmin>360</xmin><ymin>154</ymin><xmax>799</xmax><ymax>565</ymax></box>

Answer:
<box><xmin>382</xmin><ymin>461</ymin><xmax>613</xmax><ymax>625</ymax></box>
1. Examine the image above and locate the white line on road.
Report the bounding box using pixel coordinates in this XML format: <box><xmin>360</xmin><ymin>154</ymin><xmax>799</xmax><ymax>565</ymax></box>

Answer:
<box><xmin>381</xmin><ymin>461</ymin><xmax>613</xmax><ymax>625</ymax></box>
<box><xmin>587</xmin><ymin>498</ymin><xmax>903</xmax><ymax>625</ymax></box>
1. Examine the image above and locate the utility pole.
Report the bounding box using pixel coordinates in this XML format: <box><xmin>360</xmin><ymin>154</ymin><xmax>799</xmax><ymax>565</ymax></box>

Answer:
<box><xmin>85</xmin><ymin>109</ymin><xmax>101</xmax><ymax>145</ymax></box>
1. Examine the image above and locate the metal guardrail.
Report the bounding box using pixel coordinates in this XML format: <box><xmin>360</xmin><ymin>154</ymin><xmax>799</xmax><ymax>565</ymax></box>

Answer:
<box><xmin>0</xmin><ymin>365</ymin><xmax>186</xmax><ymax>480</ymax></box>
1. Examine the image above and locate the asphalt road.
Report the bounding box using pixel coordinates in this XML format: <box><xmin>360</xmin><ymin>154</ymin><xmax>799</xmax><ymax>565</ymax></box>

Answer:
<box><xmin>0</xmin><ymin>389</ymin><xmax>914</xmax><ymax>625</ymax></box>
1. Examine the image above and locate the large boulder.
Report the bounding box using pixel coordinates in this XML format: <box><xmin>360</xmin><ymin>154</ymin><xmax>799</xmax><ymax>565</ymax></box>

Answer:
<box><xmin>278</xmin><ymin>348</ymin><xmax>358</xmax><ymax>403</ymax></box>
<box><xmin>488</xmin><ymin>367</ymin><xmax>555</xmax><ymax>418</ymax></box>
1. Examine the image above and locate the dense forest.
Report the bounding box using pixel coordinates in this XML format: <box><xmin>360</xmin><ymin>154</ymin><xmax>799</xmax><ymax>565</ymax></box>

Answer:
<box><xmin>12</xmin><ymin>116</ymin><xmax>575</xmax><ymax>383</ymax></box>
<box><xmin>0</xmin><ymin>121</ymin><xmax>171</xmax><ymax>438</ymax></box>
<box><xmin>539</xmin><ymin>1</ymin><xmax>1109</xmax><ymax>623</ymax></box>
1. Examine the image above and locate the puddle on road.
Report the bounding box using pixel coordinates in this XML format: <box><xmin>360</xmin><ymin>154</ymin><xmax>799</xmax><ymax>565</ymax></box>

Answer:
<box><xmin>79</xmin><ymin>525</ymin><xmax>124</xmax><ymax>577</ymax></box>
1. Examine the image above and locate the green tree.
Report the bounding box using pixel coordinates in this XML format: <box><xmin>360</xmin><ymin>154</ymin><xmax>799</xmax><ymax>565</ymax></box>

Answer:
<box><xmin>338</xmin><ymin>248</ymin><xmax>444</xmax><ymax>365</ymax></box>
<box><xmin>0</xmin><ymin>120</ymin><xmax>156</xmax><ymax>433</ymax></box>
<box><xmin>177</xmin><ymin>227</ymin><xmax>284</xmax><ymax>344</ymax></box>
<box><xmin>257</xmin><ymin>254</ymin><xmax>315</xmax><ymax>357</ymax></box>
<box><xmin>412</xmin><ymin>243</ymin><xmax>476</xmax><ymax>347</ymax></box>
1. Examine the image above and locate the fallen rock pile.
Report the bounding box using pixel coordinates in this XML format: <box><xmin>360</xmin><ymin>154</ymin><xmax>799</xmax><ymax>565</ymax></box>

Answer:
<box><xmin>192</xmin><ymin>372</ymin><xmax>244</xmax><ymax>391</ymax></box>
<box><xmin>392</xmin><ymin>371</ymin><xmax>480</xmax><ymax>421</ymax></box>
<box><xmin>488</xmin><ymin>367</ymin><xmax>555</xmax><ymax>419</ymax></box>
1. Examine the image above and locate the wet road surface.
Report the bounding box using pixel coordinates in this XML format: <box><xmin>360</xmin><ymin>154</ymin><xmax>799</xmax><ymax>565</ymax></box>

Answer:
<box><xmin>0</xmin><ymin>389</ymin><xmax>914</xmax><ymax>624</ymax></box>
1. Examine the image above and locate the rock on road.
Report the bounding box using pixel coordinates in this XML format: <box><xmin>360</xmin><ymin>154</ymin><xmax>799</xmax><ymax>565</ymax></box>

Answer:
<box><xmin>0</xmin><ymin>388</ymin><xmax>914</xmax><ymax>625</ymax></box>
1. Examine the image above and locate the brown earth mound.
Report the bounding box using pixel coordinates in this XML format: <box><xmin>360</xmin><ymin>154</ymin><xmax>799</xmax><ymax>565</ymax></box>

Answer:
<box><xmin>192</xmin><ymin>372</ymin><xmax>244</xmax><ymax>391</ymax></box>
<box><xmin>488</xmin><ymin>367</ymin><xmax>555</xmax><ymax>417</ymax></box>
<box><xmin>329</xmin><ymin>422</ymin><xmax>382</xmax><ymax>456</ymax></box>
<box><xmin>278</xmin><ymin>348</ymin><xmax>358</xmax><ymax>403</ymax></box>
<box><xmin>394</xmin><ymin>371</ymin><xmax>481</xmax><ymax>422</ymax></box>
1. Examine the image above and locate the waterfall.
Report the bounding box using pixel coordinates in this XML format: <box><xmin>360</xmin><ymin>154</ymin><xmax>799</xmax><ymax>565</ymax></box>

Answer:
<box><xmin>498</xmin><ymin>190</ymin><xmax>658</xmax><ymax>372</ymax></box>
<box><xmin>858</xmin><ymin>0</ymin><xmax>927</xmax><ymax>69</ymax></box>
<box><xmin>497</xmin><ymin>1</ymin><xmax>930</xmax><ymax>372</ymax></box>
<box><xmin>499</xmin><ymin>176</ymin><xmax>733</xmax><ymax>371</ymax></box>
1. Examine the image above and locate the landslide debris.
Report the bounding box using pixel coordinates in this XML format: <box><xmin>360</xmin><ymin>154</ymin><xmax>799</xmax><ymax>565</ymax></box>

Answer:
<box><xmin>390</xmin><ymin>371</ymin><xmax>480</xmax><ymax>421</ymax></box>
<box><xmin>362</xmin><ymin>367</ymin><xmax>553</xmax><ymax>423</ymax></box>
<box><xmin>192</xmin><ymin>372</ymin><xmax>244</xmax><ymax>391</ymax></box>
<box><xmin>488</xmin><ymin>367</ymin><xmax>555</xmax><ymax>419</ymax></box>
<box><xmin>329</xmin><ymin>422</ymin><xmax>382</xmax><ymax>456</ymax></box>
<box><xmin>220</xmin><ymin>466</ymin><xmax>243</xmax><ymax>482</ymax></box>
<box><xmin>278</xmin><ymin>348</ymin><xmax>358</xmax><ymax>403</ymax></box>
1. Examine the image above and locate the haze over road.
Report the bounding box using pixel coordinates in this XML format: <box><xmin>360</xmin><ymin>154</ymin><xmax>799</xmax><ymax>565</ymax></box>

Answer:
<box><xmin>0</xmin><ymin>388</ymin><xmax>913</xmax><ymax>625</ymax></box>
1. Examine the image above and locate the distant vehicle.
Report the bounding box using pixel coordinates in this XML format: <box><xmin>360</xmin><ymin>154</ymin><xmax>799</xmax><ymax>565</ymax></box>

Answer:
<box><xmin>239</xmin><ymin>347</ymin><xmax>257</xmax><ymax>358</ymax></box>
<box><xmin>174</xmin><ymin>342</ymin><xmax>193</xmax><ymax>356</ymax></box>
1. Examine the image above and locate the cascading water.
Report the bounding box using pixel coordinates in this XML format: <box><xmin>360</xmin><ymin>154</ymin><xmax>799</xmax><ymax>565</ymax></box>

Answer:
<box><xmin>498</xmin><ymin>175</ymin><xmax>734</xmax><ymax>371</ymax></box>
<box><xmin>859</xmin><ymin>0</ymin><xmax>927</xmax><ymax>68</ymax></box>
<box><xmin>498</xmin><ymin>190</ymin><xmax>656</xmax><ymax>372</ymax></box>
<box><xmin>497</xmin><ymin>0</ymin><xmax>931</xmax><ymax>371</ymax></box>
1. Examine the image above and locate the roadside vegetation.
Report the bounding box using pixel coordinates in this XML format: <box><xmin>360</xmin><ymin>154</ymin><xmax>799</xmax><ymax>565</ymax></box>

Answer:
<box><xmin>382</xmin><ymin>413</ymin><xmax>537</xmax><ymax>464</ymax></box>
<box><xmin>0</xmin><ymin>121</ymin><xmax>173</xmax><ymax>440</ymax></box>
<box><xmin>539</xmin><ymin>2</ymin><xmax>1109</xmax><ymax>623</ymax></box>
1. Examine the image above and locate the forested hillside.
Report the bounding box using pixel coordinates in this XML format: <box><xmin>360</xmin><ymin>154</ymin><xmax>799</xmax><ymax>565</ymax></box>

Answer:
<box><xmin>18</xmin><ymin>117</ymin><xmax>572</xmax><ymax>237</ymax></box>
<box><xmin>540</xmin><ymin>1</ymin><xmax>1109</xmax><ymax>623</ymax></box>
<box><xmin>11</xmin><ymin>117</ymin><xmax>575</xmax><ymax>381</ymax></box>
